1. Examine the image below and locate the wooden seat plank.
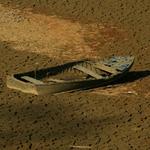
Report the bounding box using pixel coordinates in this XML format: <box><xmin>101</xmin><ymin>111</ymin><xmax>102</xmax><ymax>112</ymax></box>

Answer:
<box><xmin>73</xmin><ymin>65</ymin><xmax>103</xmax><ymax>79</ymax></box>
<box><xmin>21</xmin><ymin>76</ymin><xmax>44</xmax><ymax>85</ymax></box>
<box><xmin>87</xmin><ymin>61</ymin><xmax>119</xmax><ymax>74</ymax></box>
<box><xmin>47</xmin><ymin>78</ymin><xmax>66</xmax><ymax>83</ymax></box>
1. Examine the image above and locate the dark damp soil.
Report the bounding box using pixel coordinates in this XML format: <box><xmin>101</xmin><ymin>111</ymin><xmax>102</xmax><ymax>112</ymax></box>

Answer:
<box><xmin>0</xmin><ymin>1</ymin><xmax>150</xmax><ymax>150</ymax></box>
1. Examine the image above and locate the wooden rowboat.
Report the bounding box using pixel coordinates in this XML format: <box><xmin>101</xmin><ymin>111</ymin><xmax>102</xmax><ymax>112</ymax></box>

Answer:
<box><xmin>7</xmin><ymin>56</ymin><xmax>134</xmax><ymax>95</ymax></box>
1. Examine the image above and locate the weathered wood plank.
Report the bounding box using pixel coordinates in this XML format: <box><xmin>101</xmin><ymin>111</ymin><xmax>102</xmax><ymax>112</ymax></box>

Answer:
<box><xmin>47</xmin><ymin>78</ymin><xmax>66</xmax><ymax>83</ymax></box>
<box><xmin>73</xmin><ymin>65</ymin><xmax>103</xmax><ymax>79</ymax></box>
<box><xmin>87</xmin><ymin>61</ymin><xmax>119</xmax><ymax>74</ymax></box>
<box><xmin>21</xmin><ymin>76</ymin><xmax>44</xmax><ymax>85</ymax></box>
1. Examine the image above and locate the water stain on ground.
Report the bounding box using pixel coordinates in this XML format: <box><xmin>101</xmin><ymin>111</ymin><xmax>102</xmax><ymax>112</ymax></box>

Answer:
<box><xmin>0</xmin><ymin>3</ymin><xmax>129</xmax><ymax>61</ymax></box>
<box><xmin>0</xmin><ymin>0</ymin><xmax>149</xmax><ymax>67</ymax></box>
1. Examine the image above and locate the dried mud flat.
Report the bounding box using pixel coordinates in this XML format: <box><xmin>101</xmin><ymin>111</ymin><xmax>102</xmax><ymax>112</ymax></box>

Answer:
<box><xmin>0</xmin><ymin>0</ymin><xmax>150</xmax><ymax>150</ymax></box>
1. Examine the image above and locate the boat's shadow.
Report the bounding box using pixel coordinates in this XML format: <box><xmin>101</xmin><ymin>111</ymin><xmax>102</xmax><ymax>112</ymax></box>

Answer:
<box><xmin>113</xmin><ymin>70</ymin><xmax>150</xmax><ymax>84</ymax></box>
<box><xmin>116</xmin><ymin>70</ymin><xmax>150</xmax><ymax>84</ymax></box>
<box><xmin>79</xmin><ymin>70</ymin><xmax>150</xmax><ymax>92</ymax></box>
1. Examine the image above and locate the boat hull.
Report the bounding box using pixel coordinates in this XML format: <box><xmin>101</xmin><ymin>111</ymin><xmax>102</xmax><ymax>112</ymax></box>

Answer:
<box><xmin>7</xmin><ymin>56</ymin><xmax>134</xmax><ymax>95</ymax></box>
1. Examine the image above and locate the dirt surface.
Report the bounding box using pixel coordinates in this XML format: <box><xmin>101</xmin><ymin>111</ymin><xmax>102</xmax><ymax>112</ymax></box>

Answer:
<box><xmin>0</xmin><ymin>0</ymin><xmax>150</xmax><ymax>149</ymax></box>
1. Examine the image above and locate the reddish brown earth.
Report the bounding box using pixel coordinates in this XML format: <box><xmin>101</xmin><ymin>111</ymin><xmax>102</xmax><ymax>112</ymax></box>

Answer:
<box><xmin>0</xmin><ymin>0</ymin><xmax>150</xmax><ymax>150</ymax></box>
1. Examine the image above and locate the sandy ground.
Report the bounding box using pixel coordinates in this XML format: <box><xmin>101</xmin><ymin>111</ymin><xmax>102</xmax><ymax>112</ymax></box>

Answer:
<box><xmin>0</xmin><ymin>0</ymin><xmax>150</xmax><ymax>149</ymax></box>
